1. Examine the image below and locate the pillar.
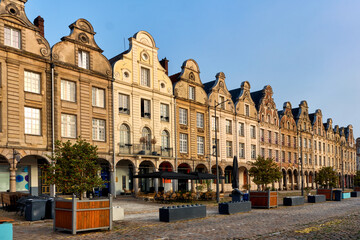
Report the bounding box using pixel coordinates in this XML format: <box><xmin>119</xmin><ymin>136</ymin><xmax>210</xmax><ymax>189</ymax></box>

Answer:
<box><xmin>291</xmin><ymin>173</ymin><xmax>294</xmax><ymax>190</ymax></box>
<box><xmin>133</xmin><ymin>167</ymin><xmax>139</xmax><ymax>195</ymax></box>
<box><xmin>9</xmin><ymin>163</ymin><xmax>16</xmax><ymax>192</ymax></box>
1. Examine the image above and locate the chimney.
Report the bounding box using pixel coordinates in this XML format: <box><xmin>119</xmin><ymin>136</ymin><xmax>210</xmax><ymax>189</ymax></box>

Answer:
<box><xmin>160</xmin><ymin>57</ymin><xmax>169</xmax><ymax>76</ymax></box>
<box><xmin>34</xmin><ymin>16</ymin><xmax>44</xmax><ymax>38</ymax></box>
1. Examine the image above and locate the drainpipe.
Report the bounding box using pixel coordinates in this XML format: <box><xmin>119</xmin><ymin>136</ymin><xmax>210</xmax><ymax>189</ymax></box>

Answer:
<box><xmin>111</xmin><ymin>78</ymin><xmax>116</xmax><ymax>198</ymax></box>
<box><xmin>173</xmin><ymin>97</ymin><xmax>178</xmax><ymax>191</ymax></box>
<box><xmin>50</xmin><ymin>63</ymin><xmax>55</xmax><ymax>197</ymax></box>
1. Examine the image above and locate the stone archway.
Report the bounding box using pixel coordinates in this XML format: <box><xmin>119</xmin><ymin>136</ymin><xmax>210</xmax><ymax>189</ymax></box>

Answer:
<box><xmin>139</xmin><ymin>160</ymin><xmax>156</xmax><ymax>193</ymax></box>
<box><xmin>239</xmin><ymin>166</ymin><xmax>248</xmax><ymax>190</ymax></box>
<box><xmin>211</xmin><ymin>165</ymin><xmax>224</xmax><ymax>192</ymax></box>
<box><xmin>0</xmin><ymin>154</ymin><xmax>10</xmax><ymax>192</ymax></box>
<box><xmin>293</xmin><ymin>169</ymin><xmax>299</xmax><ymax>190</ymax></box>
<box><xmin>287</xmin><ymin>169</ymin><xmax>293</xmax><ymax>190</ymax></box>
<box><xmin>178</xmin><ymin>163</ymin><xmax>191</xmax><ymax>192</ymax></box>
<box><xmin>159</xmin><ymin>161</ymin><xmax>173</xmax><ymax>192</ymax></box>
<box><xmin>115</xmin><ymin>159</ymin><xmax>135</xmax><ymax>195</ymax></box>
<box><xmin>282</xmin><ymin>169</ymin><xmax>287</xmax><ymax>190</ymax></box>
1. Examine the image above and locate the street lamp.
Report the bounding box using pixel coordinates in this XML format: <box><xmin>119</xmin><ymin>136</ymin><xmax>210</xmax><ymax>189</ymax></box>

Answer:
<box><xmin>213</xmin><ymin>99</ymin><xmax>231</xmax><ymax>203</ymax></box>
<box><xmin>341</xmin><ymin>142</ymin><xmax>345</xmax><ymax>191</ymax></box>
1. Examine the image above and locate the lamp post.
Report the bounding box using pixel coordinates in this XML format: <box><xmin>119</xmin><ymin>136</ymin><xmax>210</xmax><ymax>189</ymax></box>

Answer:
<box><xmin>213</xmin><ymin>99</ymin><xmax>230</xmax><ymax>203</ymax></box>
<box><xmin>298</xmin><ymin>130</ymin><xmax>304</xmax><ymax>196</ymax></box>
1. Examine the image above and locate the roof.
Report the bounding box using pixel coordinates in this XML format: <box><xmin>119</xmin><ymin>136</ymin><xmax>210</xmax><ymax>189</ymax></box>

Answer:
<box><xmin>108</xmin><ymin>49</ymin><xmax>130</xmax><ymax>66</ymax></box>
<box><xmin>229</xmin><ymin>88</ymin><xmax>241</xmax><ymax>104</ymax></box>
<box><xmin>278</xmin><ymin>110</ymin><xmax>283</xmax><ymax>118</ymax></box>
<box><xmin>291</xmin><ymin>108</ymin><xmax>300</xmax><ymax>119</ymax></box>
<box><xmin>203</xmin><ymin>80</ymin><xmax>216</xmax><ymax>95</ymax></box>
<box><xmin>309</xmin><ymin>113</ymin><xmax>315</xmax><ymax>124</ymax></box>
<box><xmin>169</xmin><ymin>72</ymin><xmax>181</xmax><ymax>84</ymax></box>
<box><xmin>250</xmin><ymin>90</ymin><xmax>263</xmax><ymax>110</ymax></box>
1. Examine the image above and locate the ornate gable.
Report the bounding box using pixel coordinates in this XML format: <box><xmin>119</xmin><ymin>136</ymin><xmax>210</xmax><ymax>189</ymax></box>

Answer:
<box><xmin>280</xmin><ymin>102</ymin><xmax>296</xmax><ymax>131</ymax></box>
<box><xmin>208</xmin><ymin>72</ymin><xmax>234</xmax><ymax>112</ymax></box>
<box><xmin>258</xmin><ymin>85</ymin><xmax>278</xmax><ymax>125</ymax></box>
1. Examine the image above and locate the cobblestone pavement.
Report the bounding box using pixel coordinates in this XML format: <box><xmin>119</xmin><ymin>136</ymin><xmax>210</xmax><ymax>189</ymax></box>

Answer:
<box><xmin>8</xmin><ymin>196</ymin><xmax>360</xmax><ymax>240</ymax></box>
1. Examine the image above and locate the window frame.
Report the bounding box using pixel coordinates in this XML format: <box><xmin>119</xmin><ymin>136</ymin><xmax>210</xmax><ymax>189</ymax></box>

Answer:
<box><xmin>4</xmin><ymin>26</ymin><xmax>20</xmax><ymax>49</ymax></box>
<box><xmin>196</xmin><ymin>112</ymin><xmax>204</xmax><ymax>128</ymax></box>
<box><xmin>24</xmin><ymin>70</ymin><xmax>41</xmax><ymax>94</ymax></box>
<box><xmin>24</xmin><ymin>107</ymin><xmax>41</xmax><ymax>136</ymax></box>
<box><xmin>92</xmin><ymin>87</ymin><xmax>105</xmax><ymax>108</ymax></box>
<box><xmin>78</xmin><ymin>50</ymin><xmax>90</xmax><ymax>69</ymax></box>
<box><xmin>140</xmin><ymin>67</ymin><xmax>150</xmax><ymax>87</ymax></box>
<box><xmin>92</xmin><ymin>118</ymin><xmax>106</xmax><ymax>141</ymax></box>
<box><xmin>179</xmin><ymin>108</ymin><xmax>188</xmax><ymax>125</ymax></box>
<box><xmin>61</xmin><ymin>113</ymin><xmax>77</xmax><ymax>138</ymax></box>
<box><xmin>179</xmin><ymin>133</ymin><xmax>188</xmax><ymax>153</ymax></box>
<box><xmin>141</xmin><ymin>98</ymin><xmax>151</xmax><ymax>118</ymax></box>
<box><xmin>61</xmin><ymin>79</ymin><xmax>76</xmax><ymax>102</ymax></box>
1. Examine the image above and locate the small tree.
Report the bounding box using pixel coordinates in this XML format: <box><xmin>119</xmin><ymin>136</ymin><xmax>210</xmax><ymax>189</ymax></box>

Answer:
<box><xmin>43</xmin><ymin>138</ymin><xmax>106</xmax><ymax>199</ymax></box>
<box><xmin>249</xmin><ymin>156</ymin><xmax>282</xmax><ymax>191</ymax></box>
<box><xmin>315</xmin><ymin>167</ymin><xmax>338</xmax><ymax>189</ymax></box>
<box><xmin>354</xmin><ymin>171</ymin><xmax>360</xmax><ymax>187</ymax></box>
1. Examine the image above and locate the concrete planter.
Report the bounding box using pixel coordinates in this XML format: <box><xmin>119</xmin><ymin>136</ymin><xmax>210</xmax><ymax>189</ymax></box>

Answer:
<box><xmin>218</xmin><ymin>201</ymin><xmax>251</xmax><ymax>214</ymax></box>
<box><xmin>159</xmin><ymin>204</ymin><xmax>206</xmax><ymax>222</ymax></box>
<box><xmin>54</xmin><ymin>195</ymin><xmax>112</xmax><ymax>234</ymax></box>
<box><xmin>249</xmin><ymin>191</ymin><xmax>278</xmax><ymax>209</ymax></box>
<box><xmin>342</xmin><ymin>192</ymin><xmax>351</xmax><ymax>199</ymax></box>
<box><xmin>283</xmin><ymin>196</ymin><xmax>304</xmax><ymax>206</ymax></box>
<box><xmin>351</xmin><ymin>191</ymin><xmax>360</xmax><ymax>197</ymax></box>
<box><xmin>307</xmin><ymin>195</ymin><xmax>326</xmax><ymax>203</ymax></box>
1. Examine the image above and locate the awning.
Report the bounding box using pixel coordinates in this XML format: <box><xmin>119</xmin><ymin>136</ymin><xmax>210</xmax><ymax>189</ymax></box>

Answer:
<box><xmin>133</xmin><ymin>171</ymin><xmax>196</xmax><ymax>180</ymax></box>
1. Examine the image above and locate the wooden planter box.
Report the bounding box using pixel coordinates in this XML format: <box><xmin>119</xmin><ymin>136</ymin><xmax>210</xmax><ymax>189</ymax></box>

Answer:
<box><xmin>54</xmin><ymin>195</ymin><xmax>112</xmax><ymax>234</ymax></box>
<box><xmin>354</xmin><ymin>187</ymin><xmax>360</xmax><ymax>192</ymax></box>
<box><xmin>249</xmin><ymin>191</ymin><xmax>278</xmax><ymax>209</ymax></box>
<box><xmin>316</xmin><ymin>189</ymin><xmax>333</xmax><ymax>201</ymax></box>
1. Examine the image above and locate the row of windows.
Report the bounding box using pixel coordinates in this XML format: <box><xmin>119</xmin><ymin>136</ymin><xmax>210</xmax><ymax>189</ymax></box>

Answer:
<box><xmin>25</xmin><ymin>107</ymin><xmax>106</xmax><ymax>141</ymax></box>
<box><xmin>179</xmin><ymin>108</ymin><xmax>205</xmax><ymax>128</ymax></box>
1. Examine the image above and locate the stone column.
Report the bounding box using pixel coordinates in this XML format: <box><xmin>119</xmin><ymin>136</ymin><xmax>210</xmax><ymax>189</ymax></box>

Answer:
<box><xmin>9</xmin><ymin>162</ymin><xmax>17</xmax><ymax>192</ymax></box>
<box><xmin>291</xmin><ymin>173</ymin><xmax>294</xmax><ymax>190</ymax></box>
<box><xmin>133</xmin><ymin>167</ymin><xmax>139</xmax><ymax>195</ymax></box>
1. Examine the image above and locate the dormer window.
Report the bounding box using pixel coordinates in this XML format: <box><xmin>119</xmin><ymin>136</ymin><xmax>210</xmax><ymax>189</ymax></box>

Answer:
<box><xmin>140</xmin><ymin>67</ymin><xmax>150</xmax><ymax>87</ymax></box>
<box><xmin>4</xmin><ymin>26</ymin><xmax>20</xmax><ymax>49</ymax></box>
<box><xmin>78</xmin><ymin>50</ymin><xmax>89</xmax><ymax>69</ymax></box>
<box><xmin>189</xmin><ymin>86</ymin><xmax>195</xmax><ymax>100</ymax></box>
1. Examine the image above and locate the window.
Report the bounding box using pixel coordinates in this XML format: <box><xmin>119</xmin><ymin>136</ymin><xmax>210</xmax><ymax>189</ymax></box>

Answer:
<box><xmin>238</xmin><ymin>122</ymin><xmax>244</xmax><ymax>136</ymax></box>
<box><xmin>276</xmin><ymin>150</ymin><xmax>279</xmax><ymax>162</ymax></box>
<box><xmin>226</xmin><ymin>141</ymin><xmax>233</xmax><ymax>157</ymax></box>
<box><xmin>197</xmin><ymin>136</ymin><xmax>204</xmax><ymax>155</ymax></box>
<box><xmin>24</xmin><ymin>71</ymin><xmax>40</xmax><ymax>94</ymax></box>
<box><xmin>304</xmin><ymin>138</ymin><xmax>307</xmax><ymax>148</ymax></box>
<box><xmin>120</xmin><ymin>124</ymin><xmax>130</xmax><ymax>146</ymax></box>
<box><xmin>61</xmin><ymin>80</ymin><xmax>76</xmax><ymax>102</ymax></box>
<box><xmin>323</xmin><ymin>143</ymin><xmax>325</xmax><ymax>153</ymax></box>
<box><xmin>219</xmin><ymin>96</ymin><xmax>225</xmax><ymax>109</ymax></box>
<box><xmin>245</xmin><ymin>104</ymin><xmax>250</xmax><ymax>116</ymax></box>
<box><xmin>92</xmin><ymin>87</ymin><xmax>105</xmax><ymax>108</ymax></box>
<box><xmin>141</xmin><ymin>127</ymin><xmax>151</xmax><ymax>150</ymax></box>
<box><xmin>304</xmin><ymin>153</ymin><xmax>308</xmax><ymax>164</ymax></box>
<box><xmin>288</xmin><ymin>152</ymin><xmax>291</xmax><ymax>163</ymax></box>
<box><xmin>250</xmin><ymin>125</ymin><xmax>256</xmax><ymax>139</ymax></box>
<box><xmin>24</xmin><ymin>107</ymin><xmax>41</xmax><ymax>135</ymax></box>
<box><xmin>61</xmin><ymin>114</ymin><xmax>76</xmax><ymax>138</ymax></box>
<box><xmin>294</xmin><ymin>153</ymin><xmax>297</xmax><ymax>164</ymax></box>
<box><xmin>140</xmin><ymin>67</ymin><xmax>150</xmax><ymax>87</ymax></box>
<box><xmin>293</xmin><ymin>137</ymin><xmax>296</xmax><ymax>148</ymax></box>
<box><xmin>119</xmin><ymin>93</ymin><xmax>130</xmax><ymax>114</ymax></box>
<box><xmin>141</xmin><ymin>99</ymin><xmax>151</xmax><ymax>118</ymax></box>
<box><xmin>309</xmin><ymin>155</ymin><xmax>312</xmax><ymax>165</ymax></box>
<box><xmin>309</xmin><ymin>139</ymin><xmax>311</xmax><ymax>149</ymax></box>
<box><xmin>161</xmin><ymin>131</ymin><xmax>170</xmax><ymax>150</ymax></box>
<box><xmin>197</xmin><ymin>113</ymin><xmax>204</xmax><ymax>128</ymax></box>
<box><xmin>269</xmin><ymin>149</ymin><xmax>272</xmax><ymax>159</ymax></box>
<box><xmin>282</xmin><ymin>151</ymin><xmax>285</xmax><ymax>163</ymax></box>
<box><xmin>319</xmin><ymin>142</ymin><xmax>321</xmax><ymax>152</ymax></box>
<box><xmin>239</xmin><ymin>143</ymin><xmax>245</xmax><ymax>158</ymax></box>
<box><xmin>251</xmin><ymin>145</ymin><xmax>256</xmax><ymax>159</ymax></box>
<box><xmin>4</xmin><ymin>26</ymin><xmax>20</xmax><ymax>49</ymax></box>
<box><xmin>212</xmin><ymin>138</ymin><xmax>219</xmax><ymax>156</ymax></box>
<box><xmin>226</xmin><ymin>120</ymin><xmax>232</xmax><ymax>134</ymax></box>
<box><xmin>281</xmin><ymin>134</ymin><xmax>285</xmax><ymax>145</ymax></box>
<box><xmin>268</xmin><ymin>131</ymin><xmax>272</xmax><ymax>143</ymax></box>
<box><xmin>189</xmin><ymin>86</ymin><xmax>195</xmax><ymax>100</ymax></box>
<box><xmin>260</xmin><ymin>129</ymin><xmax>264</xmax><ymax>142</ymax></box>
<box><xmin>179</xmin><ymin>108</ymin><xmax>187</xmax><ymax>125</ymax></box>
<box><xmin>261</xmin><ymin>148</ymin><xmax>265</xmax><ymax>157</ymax></box>
<box><xmin>180</xmin><ymin>133</ymin><xmax>188</xmax><ymax>153</ymax></box>
<box><xmin>78</xmin><ymin>50</ymin><xmax>89</xmax><ymax>69</ymax></box>
<box><xmin>319</xmin><ymin>156</ymin><xmax>322</xmax><ymax>166</ymax></box>
<box><xmin>212</xmin><ymin>116</ymin><xmax>219</xmax><ymax>131</ymax></box>
<box><xmin>275</xmin><ymin>133</ymin><xmax>279</xmax><ymax>144</ymax></box>
<box><xmin>92</xmin><ymin>119</ymin><xmax>105</xmax><ymax>141</ymax></box>
<box><xmin>160</xmin><ymin>104</ymin><xmax>169</xmax><ymax>122</ymax></box>
<box><xmin>287</xmin><ymin>135</ymin><xmax>291</xmax><ymax>147</ymax></box>
<box><xmin>314</xmin><ymin>140</ymin><xmax>317</xmax><ymax>150</ymax></box>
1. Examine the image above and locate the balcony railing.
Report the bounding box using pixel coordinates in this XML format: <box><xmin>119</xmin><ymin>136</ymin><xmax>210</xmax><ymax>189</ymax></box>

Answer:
<box><xmin>119</xmin><ymin>143</ymin><xmax>173</xmax><ymax>157</ymax></box>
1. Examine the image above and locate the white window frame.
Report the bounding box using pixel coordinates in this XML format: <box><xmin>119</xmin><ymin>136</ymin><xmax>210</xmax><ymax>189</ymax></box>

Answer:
<box><xmin>92</xmin><ymin>87</ymin><xmax>105</xmax><ymax>108</ymax></box>
<box><xmin>226</xmin><ymin>120</ymin><xmax>232</xmax><ymax>134</ymax></box>
<box><xmin>119</xmin><ymin>93</ymin><xmax>130</xmax><ymax>114</ymax></box>
<box><xmin>179</xmin><ymin>133</ymin><xmax>188</xmax><ymax>153</ymax></box>
<box><xmin>140</xmin><ymin>67</ymin><xmax>150</xmax><ymax>87</ymax></box>
<box><xmin>179</xmin><ymin>108</ymin><xmax>187</xmax><ymax>125</ymax></box>
<box><xmin>61</xmin><ymin>80</ymin><xmax>76</xmax><ymax>102</ymax></box>
<box><xmin>196</xmin><ymin>112</ymin><xmax>204</xmax><ymax>128</ymax></box>
<box><xmin>24</xmin><ymin>71</ymin><xmax>40</xmax><ymax>94</ymax></box>
<box><xmin>197</xmin><ymin>136</ymin><xmax>204</xmax><ymax>155</ymax></box>
<box><xmin>251</xmin><ymin>145</ymin><xmax>256</xmax><ymax>159</ymax></box>
<box><xmin>24</xmin><ymin>107</ymin><xmax>41</xmax><ymax>135</ymax></box>
<box><xmin>4</xmin><ymin>26</ymin><xmax>20</xmax><ymax>49</ymax></box>
<box><xmin>238</xmin><ymin>122</ymin><xmax>244</xmax><ymax>137</ymax></box>
<box><xmin>189</xmin><ymin>86</ymin><xmax>195</xmax><ymax>100</ymax></box>
<box><xmin>226</xmin><ymin>141</ymin><xmax>233</xmax><ymax>158</ymax></box>
<box><xmin>160</xmin><ymin>103</ymin><xmax>169</xmax><ymax>122</ymax></box>
<box><xmin>92</xmin><ymin>118</ymin><xmax>106</xmax><ymax>141</ymax></box>
<box><xmin>250</xmin><ymin>125</ymin><xmax>256</xmax><ymax>139</ymax></box>
<box><xmin>141</xmin><ymin>99</ymin><xmax>151</xmax><ymax>118</ymax></box>
<box><xmin>61</xmin><ymin>114</ymin><xmax>76</xmax><ymax>138</ymax></box>
<box><xmin>78</xmin><ymin>50</ymin><xmax>89</xmax><ymax>69</ymax></box>
<box><xmin>245</xmin><ymin>104</ymin><xmax>250</xmax><ymax>116</ymax></box>
<box><xmin>239</xmin><ymin>143</ymin><xmax>245</xmax><ymax>158</ymax></box>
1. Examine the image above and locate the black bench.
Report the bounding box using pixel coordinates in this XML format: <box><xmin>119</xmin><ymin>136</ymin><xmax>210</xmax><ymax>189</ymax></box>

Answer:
<box><xmin>283</xmin><ymin>196</ymin><xmax>304</xmax><ymax>206</ymax></box>
<box><xmin>351</xmin><ymin>191</ymin><xmax>360</xmax><ymax>197</ymax></box>
<box><xmin>219</xmin><ymin>201</ymin><xmax>251</xmax><ymax>214</ymax></box>
<box><xmin>308</xmin><ymin>195</ymin><xmax>326</xmax><ymax>203</ymax></box>
<box><xmin>159</xmin><ymin>204</ymin><xmax>206</xmax><ymax>222</ymax></box>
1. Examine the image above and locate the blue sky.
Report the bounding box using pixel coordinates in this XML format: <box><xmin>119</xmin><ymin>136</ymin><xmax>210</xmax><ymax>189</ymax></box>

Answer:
<box><xmin>26</xmin><ymin>0</ymin><xmax>360</xmax><ymax>138</ymax></box>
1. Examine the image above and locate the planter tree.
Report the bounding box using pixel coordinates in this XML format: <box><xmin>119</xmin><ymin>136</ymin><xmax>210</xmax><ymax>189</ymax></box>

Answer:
<box><xmin>249</xmin><ymin>156</ymin><xmax>282</xmax><ymax>191</ymax></box>
<box><xmin>315</xmin><ymin>167</ymin><xmax>338</xmax><ymax>189</ymax></box>
<box><xmin>43</xmin><ymin>138</ymin><xmax>106</xmax><ymax>199</ymax></box>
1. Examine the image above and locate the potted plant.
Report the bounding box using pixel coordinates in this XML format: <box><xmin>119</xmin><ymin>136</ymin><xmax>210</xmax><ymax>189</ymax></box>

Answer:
<box><xmin>151</xmin><ymin>138</ymin><xmax>157</xmax><ymax>155</ymax></box>
<box><xmin>315</xmin><ymin>166</ymin><xmax>338</xmax><ymax>200</ymax></box>
<box><xmin>43</xmin><ymin>138</ymin><xmax>112</xmax><ymax>234</ymax></box>
<box><xmin>139</xmin><ymin>137</ymin><xmax>147</xmax><ymax>154</ymax></box>
<box><xmin>248</xmin><ymin>156</ymin><xmax>282</xmax><ymax>208</ymax></box>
